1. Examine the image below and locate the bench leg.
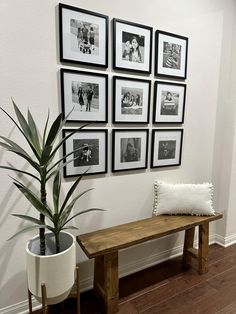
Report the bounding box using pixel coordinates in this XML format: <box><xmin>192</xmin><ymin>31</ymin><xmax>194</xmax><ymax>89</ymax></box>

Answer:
<box><xmin>94</xmin><ymin>252</ymin><xmax>119</xmax><ymax>314</ymax></box>
<box><xmin>104</xmin><ymin>252</ymin><xmax>119</xmax><ymax>314</ymax></box>
<box><xmin>199</xmin><ymin>222</ymin><xmax>209</xmax><ymax>274</ymax></box>
<box><xmin>94</xmin><ymin>255</ymin><xmax>105</xmax><ymax>296</ymax></box>
<box><xmin>183</xmin><ymin>227</ymin><xmax>195</xmax><ymax>270</ymax></box>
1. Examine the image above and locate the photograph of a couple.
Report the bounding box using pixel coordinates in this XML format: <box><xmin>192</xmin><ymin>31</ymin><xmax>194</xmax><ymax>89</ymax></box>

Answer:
<box><xmin>70</xmin><ymin>19</ymin><xmax>99</xmax><ymax>56</ymax></box>
<box><xmin>72</xmin><ymin>81</ymin><xmax>98</xmax><ymax>112</ymax></box>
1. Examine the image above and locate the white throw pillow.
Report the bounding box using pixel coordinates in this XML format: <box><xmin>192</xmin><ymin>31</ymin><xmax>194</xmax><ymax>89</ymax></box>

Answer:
<box><xmin>153</xmin><ymin>181</ymin><xmax>215</xmax><ymax>216</ymax></box>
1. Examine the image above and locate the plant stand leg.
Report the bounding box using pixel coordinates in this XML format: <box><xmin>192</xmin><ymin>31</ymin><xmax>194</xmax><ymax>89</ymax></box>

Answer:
<box><xmin>28</xmin><ymin>288</ymin><xmax>33</xmax><ymax>314</ymax></box>
<box><xmin>41</xmin><ymin>283</ymin><xmax>48</xmax><ymax>314</ymax></box>
<box><xmin>76</xmin><ymin>266</ymin><xmax>80</xmax><ymax>314</ymax></box>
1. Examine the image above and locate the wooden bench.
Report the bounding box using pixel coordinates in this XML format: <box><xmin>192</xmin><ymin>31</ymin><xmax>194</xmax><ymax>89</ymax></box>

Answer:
<box><xmin>77</xmin><ymin>212</ymin><xmax>223</xmax><ymax>314</ymax></box>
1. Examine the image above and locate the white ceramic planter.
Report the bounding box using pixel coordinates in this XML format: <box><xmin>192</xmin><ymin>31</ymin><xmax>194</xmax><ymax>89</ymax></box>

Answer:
<box><xmin>26</xmin><ymin>231</ymin><xmax>76</xmax><ymax>305</ymax></box>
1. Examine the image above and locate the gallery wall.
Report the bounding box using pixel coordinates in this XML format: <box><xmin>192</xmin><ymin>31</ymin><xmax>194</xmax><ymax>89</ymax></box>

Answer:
<box><xmin>0</xmin><ymin>0</ymin><xmax>236</xmax><ymax>311</ymax></box>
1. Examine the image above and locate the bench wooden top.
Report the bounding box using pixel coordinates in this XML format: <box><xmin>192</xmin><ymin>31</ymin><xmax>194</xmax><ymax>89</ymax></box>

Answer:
<box><xmin>77</xmin><ymin>213</ymin><xmax>223</xmax><ymax>258</ymax></box>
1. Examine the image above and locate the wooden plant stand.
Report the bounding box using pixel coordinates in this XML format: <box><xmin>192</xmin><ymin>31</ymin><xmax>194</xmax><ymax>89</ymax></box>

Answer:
<box><xmin>28</xmin><ymin>267</ymin><xmax>80</xmax><ymax>314</ymax></box>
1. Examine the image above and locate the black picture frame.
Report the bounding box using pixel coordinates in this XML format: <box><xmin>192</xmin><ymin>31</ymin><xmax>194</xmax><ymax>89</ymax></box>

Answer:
<box><xmin>59</xmin><ymin>3</ymin><xmax>108</xmax><ymax>68</ymax></box>
<box><xmin>61</xmin><ymin>69</ymin><xmax>108</xmax><ymax>123</ymax></box>
<box><xmin>151</xmin><ymin>129</ymin><xmax>183</xmax><ymax>168</ymax></box>
<box><xmin>113</xmin><ymin>76</ymin><xmax>151</xmax><ymax>124</ymax></box>
<box><xmin>62</xmin><ymin>129</ymin><xmax>108</xmax><ymax>177</ymax></box>
<box><xmin>155</xmin><ymin>30</ymin><xmax>188</xmax><ymax>79</ymax></box>
<box><xmin>112</xmin><ymin>129</ymin><xmax>149</xmax><ymax>172</ymax></box>
<box><xmin>153</xmin><ymin>81</ymin><xmax>186</xmax><ymax>124</ymax></box>
<box><xmin>113</xmin><ymin>18</ymin><xmax>153</xmax><ymax>74</ymax></box>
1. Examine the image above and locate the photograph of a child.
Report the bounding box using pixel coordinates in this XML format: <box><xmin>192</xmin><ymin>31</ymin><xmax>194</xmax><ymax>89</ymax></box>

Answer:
<box><xmin>122</xmin><ymin>31</ymin><xmax>144</xmax><ymax>63</ymax></box>
<box><xmin>158</xmin><ymin>140</ymin><xmax>176</xmax><ymax>160</ymax></box>
<box><xmin>72</xmin><ymin>81</ymin><xmax>99</xmax><ymax>112</ymax></box>
<box><xmin>162</xmin><ymin>42</ymin><xmax>181</xmax><ymax>70</ymax></box>
<box><xmin>160</xmin><ymin>91</ymin><xmax>179</xmax><ymax>116</ymax></box>
<box><xmin>70</xmin><ymin>19</ymin><xmax>99</xmax><ymax>56</ymax></box>
<box><xmin>120</xmin><ymin>138</ymin><xmax>141</xmax><ymax>163</ymax></box>
<box><xmin>73</xmin><ymin>139</ymin><xmax>99</xmax><ymax>167</ymax></box>
<box><xmin>121</xmin><ymin>87</ymin><xmax>143</xmax><ymax>115</ymax></box>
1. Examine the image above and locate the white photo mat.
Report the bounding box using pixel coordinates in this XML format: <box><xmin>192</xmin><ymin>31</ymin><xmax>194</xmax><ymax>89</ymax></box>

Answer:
<box><xmin>154</xmin><ymin>82</ymin><xmax>186</xmax><ymax>123</ymax></box>
<box><xmin>60</xmin><ymin>5</ymin><xmax>107</xmax><ymax>66</ymax></box>
<box><xmin>152</xmin><ymin>130</ymin><xmax>183</xmax><ymax>167</ymax></box>
<box><xmin>156</xmin><ymin>31</ymin><xmax>188</xmax><ymax>78</ymax></box>
<box><xmin>113</xmin><ymin>130</ymin><xmax>148</xmax><ymax>171</ymax></box>
<box><xmin>63</xmin><ymin>130</ymin><xmax>107</xmax><ymax>176</ymax></box>
<box><xmin>62</xmin><ymin>70</ymin><xmax>107</xmax><ymax>122</ymax></box>
<box><xmin>114</xmin><ymin>78</ymin><xmax>150</xmax><ymax>123</ymax></box>
<box><xmin>114</xmin><ymin>19</ymin><xmax>152</xmax><ymax>73</ymax></box>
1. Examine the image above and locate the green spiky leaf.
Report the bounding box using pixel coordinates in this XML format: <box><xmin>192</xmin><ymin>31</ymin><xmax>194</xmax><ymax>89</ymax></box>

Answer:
<box><xmin>48</xmin><ymin>124</ymin><xmax>89</xmax><ymax>162</ymax></box>
<box><xmin>53</xmin><ymin>171</ymin><xmax>61</xmax><ymax>214</ymax></box>
<box><xmin>0</xmin><ymin>165</ymin><xmax>40</xmax><ymax>181</ymax></box>
<box><xmin>45</xmin><ymin>113</ymin><xmax>62</xmax><ymax>147</ymax></box>
<box><xmin>62</xmin><ymin>208</ymin><xmax>104</xmax><ymax>227</ymax></box>
<box><xmin>12</xmin><ymin>101</ymin><xmax>40</xmax><ymax>158</ymax></box>
<box><xmin>12</xmin><ymin>214</ymin><xmax>47</xmax><ymax>225</ymax></box>
<box><xmin>59</xmin><ymin>172</ymin><xmax>88</xmax><ymax>214</ymax></box>
<box><xmin>59</xmin><ymin>188</ymin><xmax>94</xmax><ymax>226</ymax></box>
<box><xmin>13</xmin><ymin>181</ymin><xmax>52</xmax><ymax>219</ymax></box>
<box><xmin>27</xmin><ymin>110</ymin><xmax>41</xmax><ymax>154</ymax></box>
<box><xmin>41</xmin><ymin>145</ymin><xmax>53</xmax><ymax>165</ymax></box>
<box><xmin>7</xmin><ymin>224</ymin><xmax>45</xmax><ymax>241</ymax></box>
<box><xmin>42</xmin><ymin>111</ymin><xmax>49</xmax><ymax>148</ymax></box>
<box><xmin>0</xmin><ymin>136</ymin><xmax>31</xmax><ymax>158</ymax></box>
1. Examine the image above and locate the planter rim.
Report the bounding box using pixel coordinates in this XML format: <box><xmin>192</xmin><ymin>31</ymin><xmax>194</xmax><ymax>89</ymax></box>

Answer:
<box><xmin>26</xmin><ymin>231</ymin><xmax>76</xmax><ymax>258</ymax></box>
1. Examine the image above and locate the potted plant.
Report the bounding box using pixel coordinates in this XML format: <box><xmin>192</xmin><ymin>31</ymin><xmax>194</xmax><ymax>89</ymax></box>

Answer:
<box><xmin>0</xmin><ymin>100</ymin><xmax>103</xmax><ymax>304</ymax></box>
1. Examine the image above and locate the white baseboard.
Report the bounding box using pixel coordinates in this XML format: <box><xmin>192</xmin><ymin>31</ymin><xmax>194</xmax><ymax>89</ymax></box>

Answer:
<box><xmin>1</xmin><ymin>233</ymin><xmax>235</xmax><ymax>314</ymax></box>
<box><xmin>0</xmin><ymin>298</ymin><xmax>41</xmax><ymax>314</ymax></box>
<box><xmin>215</xmin><ymin>233</ymin><xmax>236</xmax><ymax>247</ymax></box>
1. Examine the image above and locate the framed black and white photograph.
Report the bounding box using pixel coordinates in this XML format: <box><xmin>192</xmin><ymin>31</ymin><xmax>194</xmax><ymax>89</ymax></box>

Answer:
<box><xmin>151</xmin><ymin>129</ymin><xmax>183</xmax><ymax>168</ymax></box>
<box><xmin>153</xmin><ymin>81</ymin><xmax>186</xmax><ymax>123</ymax></box>
<box><xmin>112</xmin><ymin>129</ymin><xmax>149</xmax><ymax>172</ymax></box>
<box><xmin>155</xmin><ymin>30</ymin><xmax>188</xmax><ymax>79</ymax></box>
<box><xmin>63</xmin><ymin>129</ymin><xmax>108</xmax><ymax>177</ymax></box>
<box><xmin>113</xmin><ymin>18</ymin><xmax>153</xmax><ymax>74</ymax></box>
<box><xmin>113</xmin><ymin>76</ymin><xmax>151</xmax><ymax>123</ymax></box>
<box><xmin>59</xmin><ymin>3</ymin><xmax>108</xmax><ymax>67</ymax></box>
<box><xmin>61</xmin><ymin>69</ymin><xmax>108</xmax><ymax>123</ymax></box>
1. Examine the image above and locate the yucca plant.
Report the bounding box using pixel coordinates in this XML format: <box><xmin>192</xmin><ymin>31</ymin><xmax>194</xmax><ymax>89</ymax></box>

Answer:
<box><xmin>10</xmin><ymin>169</ymin><xmax>99</xmax><ymax>253</ymax></box>
<box><xmin>0</xmin><ymin>100</ymin><xmax>99</xmax><ymax>254</ymax></box>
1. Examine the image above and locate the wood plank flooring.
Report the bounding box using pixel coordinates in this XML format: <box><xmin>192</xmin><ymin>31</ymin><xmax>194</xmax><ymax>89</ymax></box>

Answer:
<box><xmin>34</xmin><ymin>244</ymin><xmax>236</xmax><ymax>314</ymax></box>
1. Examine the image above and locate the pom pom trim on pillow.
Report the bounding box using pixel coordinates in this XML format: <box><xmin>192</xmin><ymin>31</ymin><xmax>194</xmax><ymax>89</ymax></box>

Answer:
<box><xmin>153</xmin><ymin>181</ymin><xmax>215</xmax><ymax>216</ymax></box>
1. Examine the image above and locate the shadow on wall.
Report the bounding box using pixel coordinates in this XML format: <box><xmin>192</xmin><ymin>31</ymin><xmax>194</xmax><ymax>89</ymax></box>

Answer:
<box><xmin>0</xmin><ymin>240</ymin><xmax>27</xmax><ymax>308</ymax></box>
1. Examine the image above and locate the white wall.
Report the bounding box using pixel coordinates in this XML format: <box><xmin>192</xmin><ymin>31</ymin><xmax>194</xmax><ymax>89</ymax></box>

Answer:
<box><xmin>0</xmin><ymin>0</ymin><xmax>236</xmax><ymax>311</ymax></box>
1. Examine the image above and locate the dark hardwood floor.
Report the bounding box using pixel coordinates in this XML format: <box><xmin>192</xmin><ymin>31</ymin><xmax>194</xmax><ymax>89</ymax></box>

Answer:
<box><xmin>34</xmin><ymin>243</ymin><xmax>236</xmax><ymax>313</ymax></box>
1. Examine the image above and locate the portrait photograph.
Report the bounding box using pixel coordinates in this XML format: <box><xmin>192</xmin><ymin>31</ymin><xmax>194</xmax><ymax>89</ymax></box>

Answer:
<box><xmin>62</xmin><ymin>129</ymin><xmax>108</xmax><ymax>177</ymax></box>
<box><xmin>155</xmin><ymin>30</ymin><xmax>188</xmax><ymax>79</ymax></box>
<box><xmin>113</xmin><ymin>76</ymin><xmax>151</xmax><ymax>123</ymax></box>
<box><xmin>112</xmin><ymin>129</ymin><xmax>149</xmax><ymax>172</ymax></box>
<box><xmin>151</xmin><ymin>129</ymin><xmax>183</xmax><ymax>168</ymax></box>
<box><xmin>61</xmin><ymin>69</ymin><xmax>108</xmax><ymax>123</ymax></box>
<box><xmin>113</xmin><ymin>18</ymin><xmax>153</xmax><ymax>73</ymax></box>
<box><xmin>59</xmin><ymin>3</ymin><xmax>108</xmax><ymax>67</ymax></box>
<box><xmin>153</xmin><ymin>81</ymin><xmax>186</xmax><ymax>123</ymax></box>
